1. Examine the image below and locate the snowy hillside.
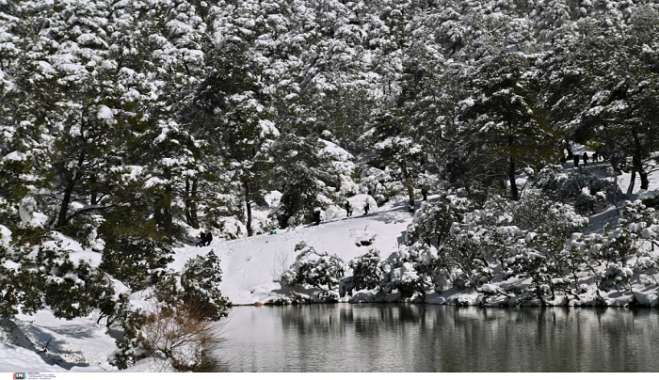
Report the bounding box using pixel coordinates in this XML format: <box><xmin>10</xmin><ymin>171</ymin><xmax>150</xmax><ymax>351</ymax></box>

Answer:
<box><xmin>0</xmin><ymin>201</ymin><xmax>413</xmax><ymax>372</ymax></box>
<box><xmin>174</xmin><ymin>202</ymin><xmax>412</xmax><ymax>305</ymax></box>
<box><xmin>2</xmin><ymin>165</ymin><xmax>658</xmax><ymax>372</ymax></box>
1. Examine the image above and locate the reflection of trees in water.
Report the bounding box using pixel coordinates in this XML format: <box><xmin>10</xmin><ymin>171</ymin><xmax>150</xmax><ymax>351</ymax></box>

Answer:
<box><xmin>278</xmin><ymin>304</ymin><xmax>428</xmax><ymax>336</ymax></box>
<box><xmin>271</xmin><ymin>305</ymin><xmax>659</xmax><ymax>371</ymax></box>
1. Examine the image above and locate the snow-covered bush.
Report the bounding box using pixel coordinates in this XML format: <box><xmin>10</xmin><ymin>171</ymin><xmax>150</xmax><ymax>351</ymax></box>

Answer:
<box><xmin>180</xmin><ymin>251</ymin><xmax>230</xmax><ymax>321</ymax></box>
<box><xmin>110</xmin><ymin>296</ymin><xmax>147</xmax><ymax>370</ymax></box>
<box><xmin>439</xmin><ymin>225</ymin><xmax>493</xmax><ymax>289</ymax></box>
<box><xmin>379</xmin><ymin>248</ymin><xmax>432</xmax><ymax>299</ymax></box>
<box><xmin>514</xmin><ymin>191</ymin><xmax>588</xmax><ymax>236</ymax></box>
<box><xmin>214</xmin><ymin>216</ymin><xmax>246</xmax><ymax>240</ymax></box>
<box><xmin>599</xmin><ymin>262</ymin><xmax>634</xmax><ymax>291</ymax></box>
<box><xmin>641</xmin><ymin>191</ymin><xmax>659</xmax><ymax>209</ymax></box>
<box><xmin>0</xmin><ymin>241</ymin><xmax>116</xmax><ymax>319</ymax></box>
<box><xmin>100</xmin><ymin>237</ymin><xmax>174</xmax><ymax>290</ymax></box>
<box><xmin>280</xmin><ymin>242</ymin><xmax>345</xmax><ymax>290</ymax></box>
<box><xmin>401</xmin><ymin>188</ymin><xmax>593</xmax><ymax>299</ymax></box>
<box><xmin>531</xmin><ymin>165</ymin><xmax>621</xmax><ymax>214</ymax></box>
<box><xmin>406</xmin><ymin>190</ymin><xmax>472</xmax><ymax>248</ymax></box>
<box><xmin>348</xmin><ymin>249</ymin><xmax>383</xmax><ymax>292</ymax></box>
<box><xmin>357</xmin><ymin>166</ymin><xmax>398</xmax><ymax>206</ymax></box>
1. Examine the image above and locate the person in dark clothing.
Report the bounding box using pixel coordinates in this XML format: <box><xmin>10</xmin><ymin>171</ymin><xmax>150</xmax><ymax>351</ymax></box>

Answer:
<box><xmin>421</xmin><ymin>187</ymin><xmax>429</xmax><ymax>201</ymax></box>
<box><xmin>197</xmin><ymin>232</ymin><xmax>207</xmax><ymax>247</ymax></box>
<box><xmin>205</xmin><ymin>231</ymin><xmax>213</xmax><ymax>246</ymax></box>
<box><xmin>582</xmin><ymin>152</ymin><xmax>589</xmax><ymax>165</ymax></box>
<box><xmin>573</xmin><ymin>154</ymin><xmax>580</xmax><ymax>167</ymax></box>
<box><xmin>313</xmin><ymin>208</ymin><xmax>322</xmax><ymax>225</ymax></box>
<box><xmin>344</xmin><ymin>201</ymin><xmax>352</xmax><ymax>217</ymax></box>
<box><xmin>363</xmin><ymin>201</ymin><xmax>370</xmax><ymax>216</ymax></box>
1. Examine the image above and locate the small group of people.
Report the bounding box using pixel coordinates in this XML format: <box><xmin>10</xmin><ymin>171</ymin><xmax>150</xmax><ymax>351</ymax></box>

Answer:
<box><xmin>196</xmin><ymin>231</ymin><xmax>213</xmax><ymax>246</ymax></box>
<box><xmin>569</xmin><ymin>150</ymin><xmax>604</xmax><ymax>168</ymax></box>
<box><xmin>311</xmin><ymin>200</ymin><xmax>372</xmax><ymax>226</ymax></box>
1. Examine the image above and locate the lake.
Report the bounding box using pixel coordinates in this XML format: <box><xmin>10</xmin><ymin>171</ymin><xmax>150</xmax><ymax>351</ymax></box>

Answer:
<box><xmin>214</xmin><ymin>304</ymin><xmax>659</xmax><ymax>372</ymax></box>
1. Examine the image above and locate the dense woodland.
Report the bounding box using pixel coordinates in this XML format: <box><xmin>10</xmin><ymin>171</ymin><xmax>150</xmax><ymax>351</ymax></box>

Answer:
<box><xmin>1</xmin><ymin>0</ymin><xmax>658</xmax><ymax>370</ymax></box>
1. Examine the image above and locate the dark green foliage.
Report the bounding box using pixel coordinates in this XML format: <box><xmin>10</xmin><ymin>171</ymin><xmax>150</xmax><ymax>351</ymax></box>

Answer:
<box><xmin>180</xmin><ymin>251</ymin><xmax>230</xmax><ymax>321</ymax></box>
<box><xmin>44</xmin><ymin>260</ymin><xmax>115</xmax><ymax>319</ymax></box>
<box><xmin>0</xmin><ymin>245</ymin><xmax>19</xmax><ymax>317</ymax></box>
<box><xmin>109</xmin><ymin>295</ymin><xmax>147</xmax><ymax>370</ymax></box>
<box><xmin>531</xmin><ymin>165</ymin><xmax>622</xmax><ymax>211</ymax></box>
<box><xmin>0</xmin><ymin>243</ymin><xmax>116</xmax><ymax>319</ymax></box>
<box><xmin>272</xmin><ymin>135</ymin><xmax>330</xmax><ymax>228</ymax></box>
<box><xmin>100</xmin><ymin>237</ymin><xmax>174</xmax><ymax>290</ymax></box>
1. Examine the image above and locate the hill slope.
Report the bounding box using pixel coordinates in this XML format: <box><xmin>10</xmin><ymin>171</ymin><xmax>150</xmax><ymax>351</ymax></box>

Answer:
<box><xmin>173</xmin><ymin>203</ymin><xmax>413</xmax><ymax>305</ymax></box>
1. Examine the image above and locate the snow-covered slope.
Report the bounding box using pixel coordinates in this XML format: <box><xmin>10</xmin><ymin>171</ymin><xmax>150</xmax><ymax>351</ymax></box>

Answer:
<box><xmin>173</xmin><ymin>202</ymin><xmax>413</xmax><ymax>305</ymax></box>
<box><xmin>0</xmin><ymin>202</ymin><xmax>413</xmax><ymax>372</ymax></box>
<box><xmin>0</xmin><ymin>311</ymin><xmax>116</xmax><ymax>372</ymax></box>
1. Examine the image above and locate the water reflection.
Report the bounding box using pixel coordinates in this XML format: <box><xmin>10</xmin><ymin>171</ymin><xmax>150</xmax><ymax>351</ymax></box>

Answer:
<box><xmin>215</xmin><ymin>305</ymin><xmax>659</xmax><ymax>372</ymax></box>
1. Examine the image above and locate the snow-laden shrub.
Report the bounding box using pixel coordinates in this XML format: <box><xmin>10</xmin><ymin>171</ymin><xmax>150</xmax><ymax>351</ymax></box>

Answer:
<box><xmin>401</xmin><ymin>190</ymin><xmax>590</xmax><ymax>298</ymax></box>
<box><xmin>0</xmin><ymin>242</ymin><xmax>116</xmax><ymax>319</ymax></box>
<box><xmin>531</xmin><ymin>165</ymin><xmax>621</xmax><ymax>214</ymax></box>
<box><xmin>439</xmin><ymin>225</ymin><xmax>493</xmax><ymax>289</ymax></box>
<box><xmin>180</xmin><ymin>251</ymin><xmax>229</xmax><ymax>321</ymax></box>
<box><xmin>215</xmin><ymin>216</ymin><xmax>246</xmax><ymax>240</ymax></box>
<box><xmin>100</xmin><ymin>236</ymin><xmax>174</xmax><ymax>290</ymax></box>
<box><xmin>574</xmin><ymin>191</ymin><xmax>597</xmax><ymax>215</ymax></box>
<box><xmin>0</xmin><ymin>244</ymin><xmax>20</xmax><ymax>317</ymax></box>
<box><xmin>111</xmin><ymin>296</ymin><xmax>146</xmax><ymax>370</ymax></box>
<box><xmin>280</xmin><ymin>242</ymin><xmax>345</xmax><ymax>290</ymax></box>
<box><xmin>43</xmin><ymin>259</ymin><xmax>115</xmax><ymax>319</ymax></box>
<box><xmin>348</xmin><ymin>249</ymin><xmax>383</xmax><ymax>292</ymax></box>
<box><xmin>562</xmin><ymin>202</ymin><xmax>658</xmax><ymax>295</ymax></box>
<box><xmin>513</xmin><ymin>191</ymin><xmax>589</xmax><ymax>237</ymax></box>
<box><xmin>358</xmin><ymin>166</ymin><xmax>395</xmax><ymax>206</ymax></box>
<box><xmin>406</xmin><ymin>190</ymin><xmax>472</xmax><ymax>248</ymax></box>
<box><xmin>379</xmin><ymin>248</ymin><xmax>432</xmax><ymax>299</ymax></box>
<box><xmin>600</xmin><ymin>263</ymin><xmax>634</xmax><ymax>291</ymax></box>
<box><xmin>641</xmin><ymin>191</ymin><xmax>659</xmax><ymax>209</ymax></box>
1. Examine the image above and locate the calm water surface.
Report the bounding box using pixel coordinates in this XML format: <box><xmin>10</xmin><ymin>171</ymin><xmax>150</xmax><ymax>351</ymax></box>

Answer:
<box><xmin>214</xmin><ymin>304</ymin><xmax>659</xmax><ymax>372</ymax></box>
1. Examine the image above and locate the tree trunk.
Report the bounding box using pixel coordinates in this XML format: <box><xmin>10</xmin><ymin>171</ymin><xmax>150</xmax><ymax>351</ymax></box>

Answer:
<box><xmin>632</xmin><ymin>153</ymin><xmax>649</xmax><ymax>191</ymax></box>
<box><xmin>639</xmin><ymin>170</ymin><xmax>649</xmax><ymax>190</ymax></box>
<box><xmin>55</xmin><ymin>151</ymin><xmax>85</xmax><ymax>227</ymax></box>
<box><xmin>56</xmin><ymin>178</ymin><xmax>75</xmax><ymax>227</ymax></box>
<box><xmin>508</xmin><ymin>155</ymin><xmax>519</xmax><ymax>201</ymax></box>
<box><xmin>154</xmin><ymin>190</ymin><xmax>173</xmax><ymax>232</ymax></box>
<box><xmin>90</xmin><ymin>175</ymin><xmax>98</xmax><ymax>205</ymax></box>
<box><xmin>627</xmin><ymin>170</ymin><xmax>636</xmax><ymax>196</ymax></box>
<box><xmin>184</xmin><ymin>178</ymin><xmax>200</xmax><ymax>229</ymax></box>
<box><xmin>632</xmin><ymin>131</ymin><xmax>649</xmax><ymax>190</ymax></box>
<box><xmin>399</xmin><ymin>162</ymin><xmax>415</xmax><ymax>208</ymax></box>
<box><xmin>190</xmin><ymin>178</ymin><xmax>199</xmax><ymax>227</ymax></box>
<box><xmin>565</xmin><ymin>142</ymin><xmax>573</xmax><ymax>159</ymax></box>
<box><xmin>507</xmin><ymin>134</ymin><xmax>519</xmax><ymax>201</ymax></box>
<box><xmin>244</xmin><ymin>180</ymin><xmax>253</xmax><ymax>236</ymax></box>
